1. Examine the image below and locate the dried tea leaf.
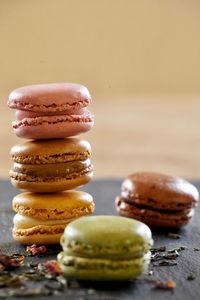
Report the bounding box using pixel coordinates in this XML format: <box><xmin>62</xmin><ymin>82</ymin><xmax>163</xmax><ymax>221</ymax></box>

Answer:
<box><xmin>151</xmin><ymin>246</ymin><xmax>166</xmax><ymax>253</ymax></box>
<box><xmin>0</xmin><ymin>274</ymin><xmax>24</xmax><ymax>288</ymax></box>
<box><xmin>45</xmin><ymin>280</ymin><xmax>64</xmax><ymax>291</ymax></box>
<box><xmin>187</xmin><ymin>274</ymin><xmax>196</xmax><ymax>281</ymax></box>
<box><xmin>167</xmin><ymin>233</ymin><xmax>181</xmax><ymax>239</ymax></box>
<box><xmin>168</xmin><ymin>246</ymin><xmax>185</xmax><ymax>253</ymax></box>
<box><xmin>153</xmin><ymin>260</ymin><xmax>177</xmax><ymax>267</ymax></box>
<box><xmin>151</xmin><ymin>251</ymin><xmax>179</xmax><ymax>262</ymax></box>
<box><xmin>67</xmin><ymin>280</ymin><xmax>80</xmax><ymax>289</ymax></box>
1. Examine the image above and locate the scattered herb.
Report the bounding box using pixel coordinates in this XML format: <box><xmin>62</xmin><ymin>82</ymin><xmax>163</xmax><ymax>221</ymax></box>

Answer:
<box><xmin>187</xmin><ymin>274</ymin><xmax>196</xmax><ymax>281</ymax></box>
<box><xmin>0</xmin><ymin>273</ymin><xmax>24</xmax><ymax>288</ymax></box>
<box><xmin>167</xmin><ymin>233</ymin><xmax>181</xmax><ymax>239</ymax></box>
<box><xmin>193</xmin><ymin>248</ymin><xmax>200</xmax><ymax>251</ymax></box>
<box><xmin>151</xmin><ymin>251</ymin><xmax>179</xmax><ymax>262</ymax></box>
<box><xmin>0</xmin><ymin>288</ymin><xmax>51</xmax><ymax>298</ymax></box>
<box><xmin>67</xmin><ymin>280</ymin><xmax>80</xmax><ymax>289</ymax></box>
<box><xmin>151</xmin><ymin>246</ymin><xmax>166</xmax><ymax>253</ymax></box>
<box><xmin>154</xmin><ymin>280</ymin><xmax>176</xmax><ymax>290</ymax></box>
<box><xmin>168</xmin><ymin>246</ymin><xmax>185</xmax><ymax>253</ymax></box>
<box><xmin>87</xmin><ymin>288</ymin><xmax>96</xmax><ymax>295</ymax></box>
<box><xmin>26</xmin><ymin>244</ymin><xmax>47</xmax><ymax>256</ymax></box>
<box><xmin>153</xmin><ymin>260</ymin><xmax>177</xmax><ymax>267</ymax></box>
<box><xmin>44</xmin><ymin>280</ymin><xmax>65</xmax><ymax>292</ymax></box>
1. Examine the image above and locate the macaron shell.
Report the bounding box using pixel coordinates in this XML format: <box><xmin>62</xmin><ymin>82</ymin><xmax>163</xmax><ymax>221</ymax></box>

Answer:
<box><xmin>116</xmin><ymin>197</ymin><xmax>194</xmax><ymax>228</ymax></box>
<box><xmin>13</xmin><ymin>191</ymin><xmax>95</xmax><ymax>220</ymax></box>
<box><xmin>62</xmin><ymin>216</ymin><xmax>153</xmax><ymax>258</ymax></box>
<box><xmin>58</xmin><ymin>251</ymin><xmax>151</xmax><ymax>281</ymax></box>
<box><xmin>8</xmin><ymin>83</ymin><xmax>92</xmax><ymax>113</ymax></box>
<box><xmin>10</xmin><ymin>138</ymin><xmax>91</xmax><ymax>164</ymax></box>
<box><xmin>122</xmin><ymin>172</ymin><xmax>199</xmax><ymax>209</ymax></box>
<box><xmin>13</xmin><ymin>214</ymin><xmax>75</xmax><ymax>228</ymax></box>
<box><xmin>12</xmin><ymin>111</ymin><xmax>94</xmax><ymax>140</ymax></box>
<box><xmin>10</xmin><ymin>170</ymin><xmax>93</xmax><ymax>193</ymax></box>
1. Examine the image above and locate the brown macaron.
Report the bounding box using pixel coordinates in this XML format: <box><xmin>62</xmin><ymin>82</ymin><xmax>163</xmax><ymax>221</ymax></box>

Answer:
<box><xmin>115</xmin><ymin>172</ymin><xmax>199</xmax><ymax>228</ymax></box>
<box><xmin>10</xmin><ymin>138</ymin><xmax>93</xmax><ymax>193</ymax></box>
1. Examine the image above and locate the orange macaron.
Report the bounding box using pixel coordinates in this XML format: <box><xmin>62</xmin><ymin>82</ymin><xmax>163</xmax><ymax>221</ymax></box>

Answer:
<box><xmin>12</xmin><ymin>191</ymin><xmax>95</xmax><ymax>244</ymax></box>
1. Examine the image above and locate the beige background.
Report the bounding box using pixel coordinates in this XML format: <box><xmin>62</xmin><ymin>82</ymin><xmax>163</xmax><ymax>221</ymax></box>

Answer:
<box><xmin>0</xmin><ymin>0</ymin><xmax>200</xmax><ymax>179</ymax></box>
<box><xmin>1</xmin><ymin>0</ymin><xmax>200</xmax><ymax>95</ymax></box>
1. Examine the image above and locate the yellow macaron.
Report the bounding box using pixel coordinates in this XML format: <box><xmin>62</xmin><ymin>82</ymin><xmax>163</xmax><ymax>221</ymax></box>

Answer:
<box><xmin>12</xmin><ymin>191</ymin><xmax>95</xmax><ymax>244</ymax></box>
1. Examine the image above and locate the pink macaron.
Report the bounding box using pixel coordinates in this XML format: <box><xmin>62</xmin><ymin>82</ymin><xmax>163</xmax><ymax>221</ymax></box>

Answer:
<box><xmin>8</xmin><ymin>83</ymin><xmax>94</xmax><ymax>140</ymax></box>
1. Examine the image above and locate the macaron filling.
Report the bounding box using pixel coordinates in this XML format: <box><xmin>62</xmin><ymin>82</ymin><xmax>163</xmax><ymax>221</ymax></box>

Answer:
<box><xmin>58</xmin><ymin>252</ymin><xmax>151</xmax><ymax>270</ymax></box>
<box><xmin>13</xmin><ymin>214</ymin><xmax>71</xmax><ymax>237</ymax></box>
<box><xmin>10</xmin><ymin>159</ymin><xmax>93</xmax><ymax>182</ymax></box>
<box><xmin>117</xmin><ymin>196</ymin><xmax>194</xmax><ymax>213</ymax></box>
<box><xmin>116</xmin><ymin>197</ymin><xmax>194</xmax><ymax>222</ymax></box>
<box><xmin>121</xmin><ymin>192</ymin><xmax>196</xmax><ymax>211</ymax></box>
<box><xmin>61</xmin><ymin>239</ymin><xmax>152</xmax><ymax>259</ymax></box>
<box><xmin>13</xmin><ymin>225</ymin><xmax>66</xmax><ymax>237</ymax></box>
<box><xmin>15</xmin><ymin>108</ymin><xmax>87</xmax><ymax>119</ymax></box>
<box><xmin>12</xmin><ymin>111</ymin><xmax>94</xmax><ymax>129</ymax></box>
<box><xmin>13</xmin><ymin>213</ymin><xmax>75</xmax><ymax>229</ymax></box>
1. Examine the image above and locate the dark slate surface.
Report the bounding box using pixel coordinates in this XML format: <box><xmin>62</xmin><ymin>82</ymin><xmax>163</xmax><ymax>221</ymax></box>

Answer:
<box><xmin>0</xmin><ymin>179</ymin><xmax>200</xmax><ymax>300</ymax></box>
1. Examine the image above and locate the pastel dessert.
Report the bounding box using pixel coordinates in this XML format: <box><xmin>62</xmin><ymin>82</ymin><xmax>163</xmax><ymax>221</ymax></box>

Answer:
<box><xmin>10</xmin><ymin>138</ymin><xmax>93</xmax><ymax>193</ymax></box>
<box><xmin>58</xmin><ymin>215</ymin><xmax>153</xmax><ymax>281</ymax></box>
<box><xmin>115</xmin><ymin>172</ymin><xmax>199</xmax><ymax>228</ymax></box>
<box><xmin>8</xmin><ymin>83</ymin><xmax>94</xmax><ymax>139</ymax></box>
<box><xmin>12</xmin><ymin>191</ymin><xmax>95</xmax><ymax>244</ymax></box>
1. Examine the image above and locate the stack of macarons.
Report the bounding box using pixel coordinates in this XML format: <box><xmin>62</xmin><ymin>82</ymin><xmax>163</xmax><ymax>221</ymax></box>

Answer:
<box><xmin>8</xmin><ymin>83</ymin><xmax>95</xmax><ymax>244</ymax></box>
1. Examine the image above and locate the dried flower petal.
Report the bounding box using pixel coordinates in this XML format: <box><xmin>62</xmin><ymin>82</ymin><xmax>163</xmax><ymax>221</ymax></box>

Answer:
<box><xmin>0</xmin><ymin>254</ymin><xmax>25</xmax><ymax>269</ymax></box>
<box><xmin>154</xmin><ymin>280</ymin><xmax>176</xmax><ymax>290</ymax></box>
<box><xmin>44</xmin><ymin>260</ymin><xmax>62</xmax><ymax>276</ymax></box>
<box><xmin>26</xmin><ymin>244</ymin><xmax>47</xmax><ymax>256</ymax></box>
<box><xmin>0</xmin><ymin>263</ymin><xmax>5</xmax><ymax>271</ymax></box>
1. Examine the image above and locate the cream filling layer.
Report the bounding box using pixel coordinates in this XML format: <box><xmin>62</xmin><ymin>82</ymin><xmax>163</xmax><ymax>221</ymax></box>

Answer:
<box><xmin>13</xmin><ymin>213</ymin><xmax>75</xmax><ymax>229</ymax></box>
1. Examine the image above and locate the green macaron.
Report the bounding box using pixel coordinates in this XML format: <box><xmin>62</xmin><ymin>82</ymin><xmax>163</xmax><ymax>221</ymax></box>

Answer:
<box><xmin>58</xmin><ymin>215</ymin><xmax>153</xmax><ymax>281</ymax></box>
